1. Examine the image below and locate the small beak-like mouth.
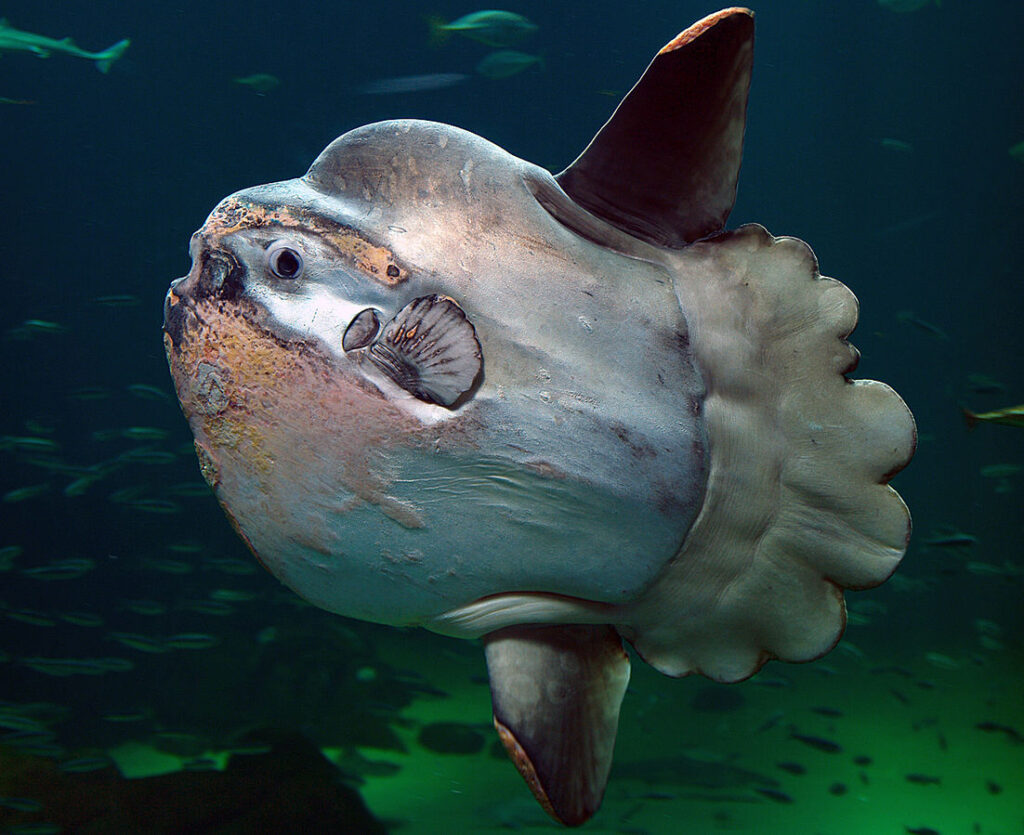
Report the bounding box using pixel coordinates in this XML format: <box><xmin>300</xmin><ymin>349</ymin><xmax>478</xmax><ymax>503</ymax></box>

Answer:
<box><xmin>163</xmin><ymin>247</ymin><xmax>244</xmax><ymax>348</ymax></box>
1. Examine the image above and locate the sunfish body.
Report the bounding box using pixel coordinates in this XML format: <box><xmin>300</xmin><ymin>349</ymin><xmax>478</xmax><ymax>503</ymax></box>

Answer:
<box><xmin>0</xmin><ymin>18</ymin><xmax>129</xmax><ymax>72</ymax></box>
<box><xmin>164</xmin><ymin>9</ymin><xmax>914</xmax><ymax>826</ymax></box>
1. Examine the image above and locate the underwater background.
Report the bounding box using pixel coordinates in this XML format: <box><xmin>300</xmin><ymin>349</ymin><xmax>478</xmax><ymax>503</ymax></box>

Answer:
<box><xmin>2</xmin><ymin>1</ymin><xmax>1022</xmax><ymax>832</ymax></box>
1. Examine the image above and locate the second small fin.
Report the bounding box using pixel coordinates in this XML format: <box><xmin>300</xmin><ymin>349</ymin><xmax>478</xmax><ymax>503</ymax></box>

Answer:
<box><xmin>483</xmin><ymin>624</ymin><xmax>630</xmax><ymax>827</ymax></box>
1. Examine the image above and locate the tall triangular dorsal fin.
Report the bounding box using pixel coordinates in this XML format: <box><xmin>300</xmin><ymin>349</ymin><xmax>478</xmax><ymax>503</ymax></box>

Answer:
<box><xmin>556</xmin><ymin>8</ymin><xmax>754</xmax><ymax>248</ymax></box>
<box><xmin>484</xmin><ymin>624</ymin><xmax>630</xmax><ymax>827</ymax></box>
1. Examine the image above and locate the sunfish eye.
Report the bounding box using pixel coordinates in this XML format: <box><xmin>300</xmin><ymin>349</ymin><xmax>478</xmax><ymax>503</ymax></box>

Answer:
<box><xmin>342</xmin><ymin>308</ymin><xmax>381</xmax><ymax>352</ymax></box>
<box><xmin>267</xmin><ymin>240</ymin><xmax>304</xmax><ymax>279</ymax></box>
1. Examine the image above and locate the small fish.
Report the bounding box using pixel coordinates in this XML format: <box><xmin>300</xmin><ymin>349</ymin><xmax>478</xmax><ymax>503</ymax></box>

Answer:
<box><xmin>985</xmin><ymin>779</ymin><xmax>1002</xmax><ymax>794</ymax></box>
<box><xmin>965</xmin><ymin>561</ymin><xmax>1008</xmax><ymax>576</ymax></box>
<box><xmin>121</xmin><ymin>599</ymin><xmax>168</xmax><ymax>616</ymax></box>
<box><xmin>754</xmin><ymin>787</ymin><xmax>793</xmax><ymax>803</ymax></box>
<box><xmin>0</xmin><ymin>435</ymin><xmax>60</xmax><ymax>453</ymax></box>
<box><xmin>889</xmin><ymin>688</ymin><xmax>910</xmax><ymax>705</ymax></box>
<box><xmin>163</xmin><ymin>632</ymin><xmax>221</xmax><ymax>650</ymax></box>
<box><xmin>93</xmin><ymin>293</ymin><xmax>140</xmax><ymax>307</ymax></box>
<box><xmin>0</xmin><ymin>713</ymin><xmax>49</xmax><ymax>734</ymax></box>
<box><xmin>974</xmin><ymin>721</ymin><xmax>1023</xmax><ymax>744</ymax></box>
<box><xmin>139</xmin><ymin>556</ymin><xmax>193</xmax><ymax>574</ymax></box>
<box><xmin>878</xmin><ymin>137</ymin><xmax>913</xmax><ymax>152</ymax></box>
<box><xmin>896</xmin><ymin>310</ymin><xmax>948</xmax><ymax>340</ymax></box>
<box><xmin>476</xmin><ymin>50</ymin><xmax>543</xmax><ymax>79</ymax></box>
<box><xmin>357</xmin><ymin>73</ymin><xmax>469</xmax><ymax>95</ymax></box>
<box><xmin>21</xmin><ymin>656</ymin><xmax>134</xmax><ymax>676</ymax></box>
<box><xmin>0</xmin><ymin>96</ymin><xmax>35</xmax><ymax>105</ymax></box>
<box><xmin>129</xmin><ymin>498</ymin><xmax>182</xmax><ymax>514</ymax></box>
<box><xmin>853</xmin><ymin>755</ymin><xmax>872</xmax><ymax>766</ymax></box>
<box><xmin>234</xmin><ymin>73</ymin><xmax>281</xmax><ymax>94</ymax></box>
<box><xmin>209</xmin><ymin>588</ymin><xmax>261</xmax><ymax>602</ymax></box>
<box><xmin>0</xmin><ymin>19</ymin><xmax>129</xmax><ymax>72</ymax></box>
<box><xmin>4</xmin><ymin>609</ymin><xmax>57</xmax><ymax>627</ymax></box>
<box><xmin>905</xmin><ymin>828</ymin><xmax>941</xmax><ymax>835</ymax></box>
<box><xmin>810</xmin><ymin>706</ymin><xmax>843</xmax><ymax>718</ymax></box>
<box><xmin>178</xmin><ymin>599</ymin><xmax>235</xmax><ymax>616</ymax></box>
<box><xmin>63</xmin><ymin>474</ymin><xmax>102</xmax><ymax>497</ymax></box>
<box><xmin>121</xmin><ymin>426</ymin><xmax>170</xmax><ymax>442</ymax></box>
<box><xmin>905</xmin><ymin>773</ymin><xmax>941</xmax><ymax>785</ymax></box>
<box><xmin>924</xmin><ymin>652</ymin><xmax>958</xmax><ymax>670</ymax></box>
<box><xmin>0</xmin><ymin>796</ymin><xmax>43</xmax><ymax>812</ymax></box>
<box><xmin>828</xmin><ymin>782</ymin><xmax>847</xmax><ymax>795</ymax></box>
<box><xmin>3</xmin><ymin>483</ymin><xmax>51</xmax><ymax>503</ymax></box>
<box><xmin>428</xmin><ymin>10</ymin><xmax>538</xmax><ymax>48</ymax></box>
<box><xmin>1010</xmin><ymin>140</ymin><xmax>1024</xmax><ymax>164</ymax></box>
<box><xmin>970</xmin><ymin>618</ymin><xmax>1003</xmax><ymax>639</ymax></box>
<box><xmin>102</xmin><ymin>711</ymin><xmax>149</xmax><ymax>723</ymax></box>
<box><xmin>979</xmin><ymin>464</ymin><xmax>1020</xmax><ymax>479</ymax></box>
<box><xmin>119</xmin><ymin>448</ymin><xmax>178</xmax><ymax>465</ymax></box>
<box><xmin>20</xmin><ymin>319</ymin><xmax>65</xmax><ymax>333</ymax></box>
<box><xmin>59</xmin><ymin>754</ymin><xmax>114</xmax><ymax>772</ymax></box>
<box><xmin>923</xmin><ymin>530</ymin><xmax>976</xmax><ymax>548</ymax></box>
<box><xmin>789</xmin><ymin>728</ymin><xmax>842</xmax><ymax>753</ymax></box>
<box><xmin>107</xmin><ymin>632</ymin><xmax>169</xmax><ymax>653</ymax></box>
<box><xmin>127</xmin><ymin>383</ymin><xmax>172</xmax><ymax>401</ymax></box>
<box><xmin>963</xmin><ymin>404</ymin><xmax>1024</xmax><ymax>429</ymax></box>
<box><xmin>58</xmin><ymin>611</ymin><xmax>104</xmax><ymax>627</ymax></box>
<box><xmin>20</xmin><ymin>558</ymin><xmax>95</xmax><ymax>580</ymax></box>
<box><xmin>68</xmin><ymin>385</ymin><xmax>111</xmax><ymax>401</ymax></box>
<box><xmin>776</xmin><ymin>761</ymin><xmax>806</xmax><ymax>775</ymax></box>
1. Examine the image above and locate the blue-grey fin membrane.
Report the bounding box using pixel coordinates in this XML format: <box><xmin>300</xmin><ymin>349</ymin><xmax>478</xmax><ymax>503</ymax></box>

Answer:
<box><xmin>484</xmin><ymin>624</ymin><xmax>631</xmax><ymax>827</ymax></box>
<box><xmin>368</xmin><ymin>295</ymin><xmax>482</xmax><ymax>407</ymax></box>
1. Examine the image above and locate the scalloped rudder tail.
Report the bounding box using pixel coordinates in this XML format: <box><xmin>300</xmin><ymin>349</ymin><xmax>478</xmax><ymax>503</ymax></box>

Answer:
<box><xmin>622</xmin><ymin>224</ymin><xmax>915</xmax><ymax>681</ymax></box>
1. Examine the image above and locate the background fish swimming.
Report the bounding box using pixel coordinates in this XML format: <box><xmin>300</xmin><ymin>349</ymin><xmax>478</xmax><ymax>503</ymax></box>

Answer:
<box><xmin>0</xmin><ymin>19</ymin><xmax>129</xmax><ymax>72</ymax></box>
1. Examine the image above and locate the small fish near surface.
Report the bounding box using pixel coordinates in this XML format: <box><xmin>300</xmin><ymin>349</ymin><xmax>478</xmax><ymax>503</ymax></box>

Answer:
<box><xmin>234</xmin><ymin>73</ymin><xmax>281</xmax><ymax>95</ymax></box>
<box><xmin>476</xmin><ymin>50</ymin><xmax>543</xmax><ymax>80</ymax></box>
<box><xmin>428</xmin><ymin>10</ymin><xmax>538</xmax><ymax>47</ymax></box>
<box><xmin>0</xmin><ymin>18</ymin><xmax>129</xmax><ymax>72</ymax></box>
<box><xmin>162</xmin><ymin>8</ymin><xmax>914</xmax><ymax>826</ymax></box>
<box><xmin>789</xmin><ymin>728</ymin><xmax>843</xmax><ymax>753</ymax></box>
<box><xmin>896</xmin><ymin>310</ymin><xmax>948</xmax><ymax>340</ymax></box>
<box><xmin>963</xmin><ymin>403</ymin><xmax>1024</xmax><ymax>429</ymax></box>
<box><xmin>356</xmin><ymin>73</ymin><xmax>468</xmax><ymax>95</ymax></box>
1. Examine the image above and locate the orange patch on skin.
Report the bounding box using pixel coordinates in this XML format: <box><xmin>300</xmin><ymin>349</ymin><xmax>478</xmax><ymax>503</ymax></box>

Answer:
<box><xmin>167</xmin><ymin>296</ymin><xmax>428</xmax><ymax>530</ymax></box>
<box><xmin>204</xmin><ymin>197</ymin><xmax>409</xmax><ymax>286</ymax></box>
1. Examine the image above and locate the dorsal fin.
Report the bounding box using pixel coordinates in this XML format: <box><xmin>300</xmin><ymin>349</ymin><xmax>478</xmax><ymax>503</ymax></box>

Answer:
<box><xmin>556</xmin><ymin>8</ymin><xmax>754</xmax><ymax>248</ymax></box>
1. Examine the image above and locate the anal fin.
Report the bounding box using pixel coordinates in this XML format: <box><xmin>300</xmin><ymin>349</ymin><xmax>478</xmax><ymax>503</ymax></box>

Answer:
<box><xmin>483</xmin><ymin>624</ymin><xmax>630</xmax><ymax>826</ymax></box>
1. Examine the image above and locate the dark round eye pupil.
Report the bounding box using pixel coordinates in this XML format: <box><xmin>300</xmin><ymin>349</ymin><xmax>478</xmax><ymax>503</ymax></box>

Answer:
<box><xmin>272</xmin><ymin>248</ymin><xmax>302</xmax><ymax>278</ymax></box>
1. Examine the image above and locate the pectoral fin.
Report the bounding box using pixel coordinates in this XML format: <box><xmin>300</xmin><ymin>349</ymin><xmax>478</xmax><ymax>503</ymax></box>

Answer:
<box><xmin>483</xmin><ymin>624</ymin><xmax>630</xmax><ymax>827</ymax></box>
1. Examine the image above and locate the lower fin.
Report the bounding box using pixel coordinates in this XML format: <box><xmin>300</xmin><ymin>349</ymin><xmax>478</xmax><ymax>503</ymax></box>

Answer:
<box><xmin>483</xmin><ymin>624</ymin><xmax>630</xmax><ymax>826</ymax></box>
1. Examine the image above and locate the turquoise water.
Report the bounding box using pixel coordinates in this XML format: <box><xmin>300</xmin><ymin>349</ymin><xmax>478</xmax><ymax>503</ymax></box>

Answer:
<box><xmin>2</xmin><ymin>2</ymin><xmax>1022</xmax><ymax>832</ymax></box>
